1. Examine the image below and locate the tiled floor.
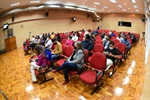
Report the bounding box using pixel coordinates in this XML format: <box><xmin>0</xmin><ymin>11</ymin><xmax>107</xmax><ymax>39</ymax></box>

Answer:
<box><xmin>0</xmin><ymin>41</ymin><xmax>146</xmax><ymax>100</ymax></box>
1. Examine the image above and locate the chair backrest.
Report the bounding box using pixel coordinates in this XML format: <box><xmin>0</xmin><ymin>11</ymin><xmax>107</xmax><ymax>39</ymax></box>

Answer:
<box><xmin>26</xmin><ymin>39</ymin><xmax>30</xmax><ymax>47</ymax></box>
<box><xmin>95</xmin><ymin>39</ymin><xmax>102</xmax><ymax>44</ymax></box>
<box><xmin>64</xmin><ymin>46</ymin><xmax>74</xmax><ymax>57</ymax></box>
<box><xmin>62</xmin><ymin>44</ymin><xmax>67</xmax><ymax>54</ymax></box>
<box><xmin>112</xmin><ymin>39</ymin><xmax>120</xmax><ymax>45</ymax></box>
<box><xmin>84</xmin><ymin>49</ymin><xmax>89</xmax><ymax>63</ymax></box>
<box><xmin>61</xmin><ymin>39</ymin><xmax>67</xmax><ymax>44</ymax></box>
<box><xmin>90</xmin><ymin>53</ymin><xmax>106</xmax><ymax>70</ymax></box>
<box><xmin>93</xmin><ymin>44</ymin><xmax>104</xmax><ymax>53</ymax></box>
<box><xmin>115</xmin><ymin>43</ymin><xmax>126</xmax><ymax>53</ymax></box>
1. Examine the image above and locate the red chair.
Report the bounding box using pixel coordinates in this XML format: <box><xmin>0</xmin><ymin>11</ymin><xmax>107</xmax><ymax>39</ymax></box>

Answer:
<box><xmin>34</xmin><ymin>60</ymin><xmax>54</xmax><ymax>84</ymax></box>
<box><xmin>95</xmin><ymin>39</ymin><xmax>102</xmax><ymax>44</ymax></box>
<box><xmin>88</xmin><ymin>44</ymin><xmax>104</xmax><ymax>62</ymax></box>
<box><xmin>61</xmin><ymin>39</ymin><xmax>67</xmax><ymax>44</ymax></box>
<box><xmin>56</xmin><ymin>45</ymin><xmax>74</xmax><ymax>67</ymax></box>
<box><xmin>69</xmin><ymin>49</ymin><xmax>89</xmax><ymax>75</ymax></box>
<box><xmin>112</xmin><ymin>39</ymin><xmax>120</xmax><ymax>45</ymax></box>
<box><xmin>115</xmin><ymin>43</ymin><xmax>127</xmax><ymax>64</ymax></box>
<box><xmin>79</xmin><ymin>53</ymin><xmax>106</xmax><ymax>95</ymax></box>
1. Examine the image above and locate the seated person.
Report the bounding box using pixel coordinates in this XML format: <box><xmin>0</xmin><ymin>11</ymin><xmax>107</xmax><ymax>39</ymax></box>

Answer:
<box><xmin>103</xmin><ymin>35</ymin><xmax>111</xmax><ymax>50</ymax></box>
<box><xmin>103</xmin><ymin>41</ymin><xmax>120</xmax><ymax>69</ymax></box>
<box><xmin>81</xmin><ymin>34</ymin><xmax>94</xmax><ymax>51</ymax></box>
<box><xmin>52</xmin><ymin>41</ymin><xmax>85</xmax><ymax>85</ymax></box>
<box><xmin>121</xmin><ymin>35</ymin><xmax>132</xmax><ymax>50</ymax></box>
<box><xmin>45</xmin><ymin>35</ymin><xmax>53</xmax><ymax>51</ymax></box>
<box><xmin>66</xmin><ymin>36</ymin><xmax>74</xmax><ymax>46</ymax></box>
<box><xmin>30</xmin><ymin>45</ymin><xmax>48</xmax><ymax>83</ymax></box>
<box><xmin>72</xmin><ymin>33</ymin><xmax>78</xmax><ymax>43</ymax></box>
<box><xmin>51</xmin><ymin>38</ymin><xmax>62</xmax><ymax>68</ymax></box>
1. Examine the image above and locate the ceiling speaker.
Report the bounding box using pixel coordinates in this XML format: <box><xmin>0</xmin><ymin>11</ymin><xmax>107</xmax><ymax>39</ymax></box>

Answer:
<box><xmin>45</xmin><ymin>12</ymin><xmax>49</xmax><ymax>17</ymax></box>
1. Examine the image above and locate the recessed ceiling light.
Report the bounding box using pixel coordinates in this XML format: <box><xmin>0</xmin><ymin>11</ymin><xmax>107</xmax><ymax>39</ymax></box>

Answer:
<box><xmin>77</xmin><ymin>8</ymin><xmax>86</xmax><ymax>11</ymax></box>
<box><xmin>103</xmin><ymin>6</ymin><xmax>108</xmax><ymax>8</ymax></box>
<box><xmin>50</xmin><ymin>5</ymin><xmax>60</xmax><ymax>8</ymax></box>
<box><xmin>64</xmin><ymin>6</ymin><xmax>75</xmax><ymax>9</ymax></box>
<box><xmin>135</xmin><ymin>9</ymin><xmax>139</xmax><ymax>12</ymax></box>
<box><xmin>94</xmin><ymin>5</ymin><xmax>96</xmax><ymax>8</ymax></box>
<box><xmin>45</xmin><ymin>1</ymin><xmax>60</xmax><ymax>4</ymax></box>
<box><xmin>83</xmin><ymin>2</ymin><xmax>85</xmax><ymax>4</ymax></box>
<box><xmin>131</xmin><ymin>0</ymin><xmax>136</xmax><ymax>3</ymax></box>
<box><xmin>30</xmin><ymin>0</ymin><xmax>40</xmax><ymax>3</ymax></box>
<box><xmin>133</xmin><ymin>5</ymin><xmax>138</xmax><ymax>8</ymax></box>
<box><xmin>11</xmin><ymin>2</ymin><xmax>20</xmax><ymax>7</ymax></box>
<box><xmin>64</xmin><ymin>2</ymin><xmax>76</xmax><ymax>6</ymax></box>
<box><xmin>108</xmin><ymin>11</ymin><xmax>110</xmax><ymax>12</ymax></box>
<box><xmin>124</xmin><ymin>3</ymin><xmax>127</xmax><ymax>5</ymax></box>
<box><xmin>110</xmin><ymin>0</ymin><xmax>117</xmax><ymax>3</ymax></box>
<box><xmin>110</xmin><ymin>9</ymin><xmax>114</xmax><ymax>11</ymax></box>
<box><xmin>102</xmin><ymin>9</ymin><xmax>104</xmax><ymax>10</ymax></box>
<box><xmin>117</xmin><ymin>5</ymin><xmax>122</xmax><ymax>8</ymax></box>
<box><xmin>128</xmin><ymin>8</ymin><xmax>130</xmax><ymax>9</ymax></box>
<box><xmin>122</xmin><ymin>9</ymin><xmax>126</xmax><ymax>11</ymax></box>
<box><xmin>93</xmin><ymin>2</ymin><xmax>100</xmax><ymax>5</ymax></box>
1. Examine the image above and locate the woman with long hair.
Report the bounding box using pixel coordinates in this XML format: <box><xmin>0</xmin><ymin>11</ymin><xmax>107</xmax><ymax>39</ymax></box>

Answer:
<box><xmin>30</xmin><ymin>45</ymin><xmax>47</xmax><ymax>83</ymax></box>
<box><xmin>52</xmin><ymin>41</ymin><xmax>85</xmax><ymax>85</ymax></box>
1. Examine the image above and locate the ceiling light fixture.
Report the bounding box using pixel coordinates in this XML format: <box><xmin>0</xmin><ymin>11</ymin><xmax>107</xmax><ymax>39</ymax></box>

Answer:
<box><xmin>93</xmin><ymin>2</ymin><xmax>100</xmax><ymax>5</ymax></box>
<box><xmin>117</xmin><ymin>5</ymin><xmax>122</xmax><ymax>8</ymax></box>
<box><xmin>103</xmin><ymin>6</ymin><xmax>108</xmax><ymax>8</ymax></box>
<box><xmin>131</xmin><ymin>0</ymin><xmax>136</xmax><ymax>3</ymax></box>
<box><xmin>30</xmin><ymin>0</ymin><xmax>40</xmax><ymax>3</ymax></box>
<box><xmin>50</xmin><ymin>5</ymin><xmax>60</xmax><ymax>8</ymax></box>
<box><xmin>122</xmin><ymin>9</ymin><xmax>126</xmax><ymax>11</ymax></box>
<box><xmin>135</xmin><ymin>9</ymin><xmax>139</xmax><ymax>12</ymax></box>
<box><xmin>133</xmin><ymin>5</ymin><xmax>138</xmax><ymax>8</ymax></box>
<box><xmin>64</xmin><ymin>6</ymin><xmax>75</xmax><ymax>9</ymax></box>
<box><xmin>110</xmin><ymin>0</ymin><xmax>117</xmax><ymax>3</ymax></box>
<box><xmin>11</xmin><ymin>3</ymin><xmax>20</xmax><ymax>7</ymax></box>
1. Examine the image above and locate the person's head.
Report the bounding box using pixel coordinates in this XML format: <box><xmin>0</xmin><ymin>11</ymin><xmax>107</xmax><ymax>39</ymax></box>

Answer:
<box><xmin>34</xmin><ymin>45</ymin><xmax>45</xmax><ymax>55</ymax></box>
<box><xmin>85</xmin><ymin>34</ymin><xmax>91</xmax><ymax>41</ymax></box>
<box><xmin>74</xmin><ymin>41</ymin><xmax>85</xmax><ymax>56</ymax></box>
<box><xmin>68</xmin><ymin>36</ymin><xmax>72</xmax><ymax>40</ymax></box>
<box><xmin>109</xmin><ymin>41</ymin><xmax>115</xmax><ymax>50</ymax></box>
<box><xmin>124</xmin><ymin>35</ymin><xmax>128</xmax><ymax>40</ymax></box>
<box><xmin>51</xmin><ymin>32</ymin><xmax>54</xmax><ymax>35</ymax></box>
<box><xmin>52</xmin><ymin>38</ymin><xmax>58</xmax><ymax>44</ymax></box>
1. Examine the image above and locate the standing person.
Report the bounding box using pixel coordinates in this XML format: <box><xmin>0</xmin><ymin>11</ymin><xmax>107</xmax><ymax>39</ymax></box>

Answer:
<box><xmin>30</xmin><ymin>45</ymin><xmax>48</xmax><ymax>83</ymax></box>
<box><xmin>52</xmin><ymin>41</ymin><xmax>85</xmax><ymax>85</ymax></box>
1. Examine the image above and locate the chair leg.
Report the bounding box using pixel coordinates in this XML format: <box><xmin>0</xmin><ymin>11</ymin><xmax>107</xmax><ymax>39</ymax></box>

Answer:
<box><xmin>109</xmin><ymin>68</ymin><xmax>116</xmax><ymax>77</ymax></box>
<box><xmin>90</xmin><ymin>82</ymin><xmax>103</xmax><ymax>95</ymax></box>
<box><xmin>39</xmin><ymin>74</ymin><xmax>54</xmax><ymax>84</ymax></box>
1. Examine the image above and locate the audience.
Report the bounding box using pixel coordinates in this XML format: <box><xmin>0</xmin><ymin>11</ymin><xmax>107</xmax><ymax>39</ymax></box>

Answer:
<box><xmin>52</xmin><ymin>41</ymin><xmax>85</xmax><ymax>85</ymax></box>
<box><xmin>51</xmin><ymin>32</ymin><xmax>55</xmax><ymax>39</ymax></box>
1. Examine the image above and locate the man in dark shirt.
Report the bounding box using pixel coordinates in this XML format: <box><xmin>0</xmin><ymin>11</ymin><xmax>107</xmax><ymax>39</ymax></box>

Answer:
<box><xmin>81</xmin><ymin>34</ymin><xmax>94</xmax><ymax>51</ymax></box>
<box><xmin>103</xmin><ymin>41</ymin><xmax>120</xmax><ymax>69</ymax></box>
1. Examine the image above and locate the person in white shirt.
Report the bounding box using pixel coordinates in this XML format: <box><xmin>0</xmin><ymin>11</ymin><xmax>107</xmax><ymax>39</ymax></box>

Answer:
<box><xmin>45</xmin><ymin>36</ymin><xmax>53</xmax><ymax>50</ymax></box>
<box><xmin>72</xmin><ymin>33</ymin><xmax>78</xmax><ymax>42</ymax></box>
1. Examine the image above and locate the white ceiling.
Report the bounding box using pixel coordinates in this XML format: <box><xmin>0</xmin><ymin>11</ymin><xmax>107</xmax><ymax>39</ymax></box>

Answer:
<box><xmin>0</xmin><ymin>0</ymin><xmax>145</xmax><ymax>15</ymax></box>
